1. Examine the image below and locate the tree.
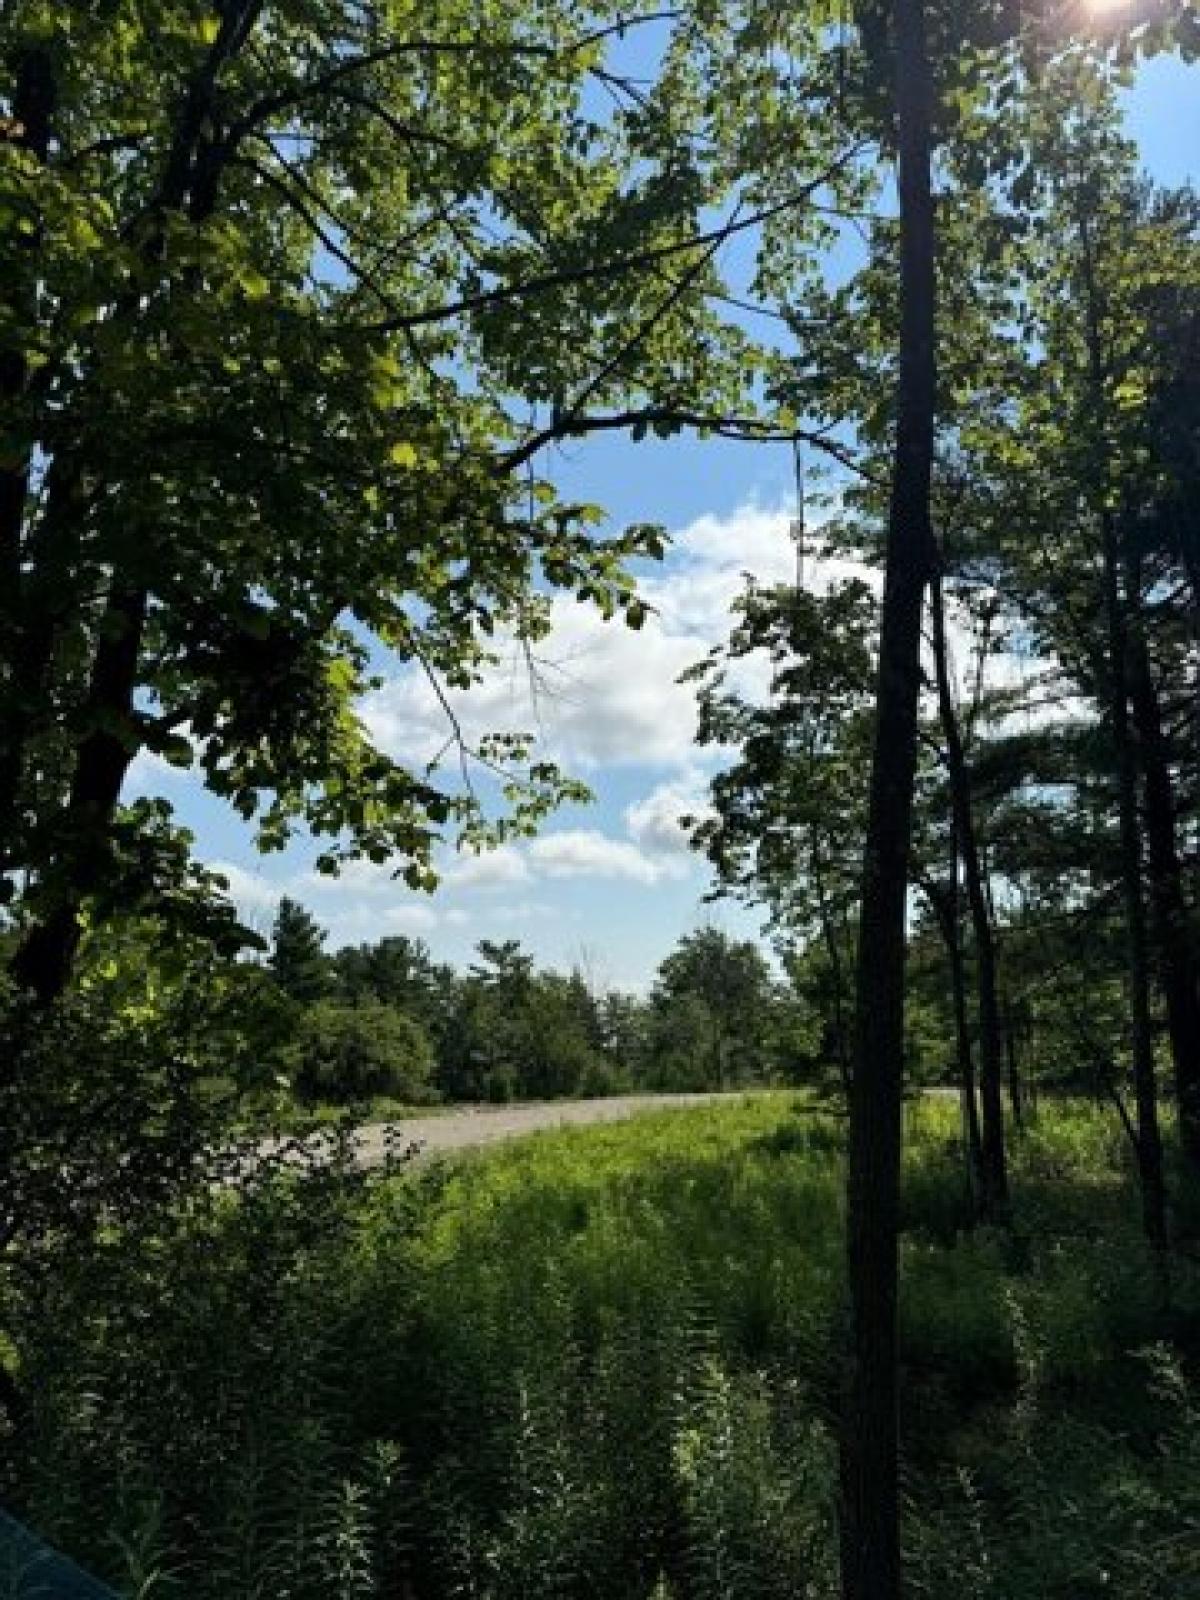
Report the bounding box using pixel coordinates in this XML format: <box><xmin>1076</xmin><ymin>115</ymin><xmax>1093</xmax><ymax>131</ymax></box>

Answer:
<box><xmin>643</xmin><ymin>991</ymin><xmax>722</xmax><ymax>1091</ymax></box>
<box><xmin>1081</xmin><ymin>187</ymin><xmax>1169</xmax><ymax>1250</ymax></box>
<box><xmin>468</xmin><ymin>940</ymin><xmax>536</xmax><ymax>995</ymax></box>
<box><xmin>1101</xmin><ymin>184</ymin><xmax>1200</xmax><ymax>1172</ymax></box>
<box><xmin>837</xmin><ymin>2</ymin><xmax>937</xmax><ymax>1590</ymax></box>
<box><xmin>810</xmin><ymin>16</ymin><xmax>1194</xmax><ymax>1587</ymax></box>
<box><xmin>690</xmin><ymin>577</ymin><xmax>879</xmax><ymax>1090</ymax></box>
<box><xmin>331</xmin><ymin>934</ymin><xmax>453</xmax><ymax>1041</ymax></box>
<box><xmin>594</xmin><ymin>988</ymin><xmax>650</xmax><ymax>1086</ymax></box>
<box><xmin>269</xmin><ymin>897</ymin><xmax>329</xmax><ymax>1005</ymax></box>
<box><xmin>928</xmin><ymin>566</ymin><xmax>1009</xmax><ymax>1214</ymax></box>
<box><xmin>514</xmin><ymin>972</ymin><xmax>610</xmax><ymax>1099</ymax></box>
<box><xmin>942</xmin><ymin>56</ymin><xmax>1197</xmax><ymax>1223</ymax></box>
<box><xmin>650</xmin><ymin>927</ymin><xmax>778</xmax><ymax>1089</ymax></box>
<box><xmin>4</xmin><ymin>0</ymin><xmax>839</xmax><ymax>1002</ymax></box>
<box><xmin>290</xmin><ymin>999</ymin><xmax>435</xmax><ymax>1102</ymax></box>
<box><xmin>435</xmin><ymin>940</ymin><xmax>609</xmax><ymax>1101</ymax></box>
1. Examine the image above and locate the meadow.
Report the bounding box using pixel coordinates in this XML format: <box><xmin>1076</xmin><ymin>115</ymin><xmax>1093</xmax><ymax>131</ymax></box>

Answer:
<box><xmin>14</xmin><ymin>1094</ymin><xmax>1200</xmax><ymax>1599</ymax></box>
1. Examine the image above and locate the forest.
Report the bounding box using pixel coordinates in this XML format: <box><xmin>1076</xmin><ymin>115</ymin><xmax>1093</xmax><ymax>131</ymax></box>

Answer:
<box><xmin>3</xmin><ymin>0</ymin><xmax>1200</xmax><ymax>1596</ymax></box>
<box><xmin>258</xmin><ymin>909</ymin><xmax>816</xmax><ymax>1106</ymax></box>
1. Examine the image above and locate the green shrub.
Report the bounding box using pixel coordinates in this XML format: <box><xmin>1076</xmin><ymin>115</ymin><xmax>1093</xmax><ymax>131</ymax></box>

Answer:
<box><xmin>291</xmin><ymin>1001</ymin><xmax>436</xmax><ymax>1103</ymax></box>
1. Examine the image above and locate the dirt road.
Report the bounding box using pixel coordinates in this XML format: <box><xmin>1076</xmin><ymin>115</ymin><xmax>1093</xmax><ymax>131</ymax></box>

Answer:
<box><xmin>352</xmin><ymin>1091</ymin><xmax>767</xmax><ymax>1168</ymax></box>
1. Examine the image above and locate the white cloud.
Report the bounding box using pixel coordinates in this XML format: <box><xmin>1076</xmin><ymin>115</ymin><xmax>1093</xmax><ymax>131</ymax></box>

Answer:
<box><xmin>441</xmin><ymin>825</ymin><xmax>694</xmax><ymax>897</ymax></box>
<box><xmin>123</xmin><ymin>724</ymin><xmax>202</xmax><ymax>799</ymax></box>
<box><xmin>358</xmin><ymin>607</ymin><xmax>706</xmax><ymax>773</ymax></box>
<box><xmin>300</xmin><ymin>857</ymin><xmax>405</xmax><ymax>897</ymax></box>
<box><xmin>625</xmin><ymin>774</ymin><xmax>715</xmax><ymax>856</ymax></box>
<box><xmin>518</xmin><ymin>605</ymin><xmax>705</xmax><ymax>768</ymax></box>
<box><xmin>319</xmin><ymin>896</ymin><xmax>444</xmax><ymax>947</ymax></box>
<box><xmin>357</xmin><ymin>670</ymin><xmax>467</xmax><ymax>768</ymax></box>
<box><xmin>356</xmin><ymin>503</ymin><xmax>822</xmax><ymax>780</ymax></box>
<box><xmin>381</xmin><ymin>902</ymin><xmax>441</xmax><ymax>932</ymax></box>
<box><xmin>203</xmin><ymin>853</ymin><xmax>471</xmax><ymax>950</ymax></box>
<box><xmin>527</xmin><ymin>828</ymin><xmax>687</xmax><ymax>886</ymax></box>
<box><xmin>123</xmin><ymin>749</ymin><xmax>188</xmax><ymax>797</ymax></box>
<box><xmin>486</xmin><ymin>898</ymin><xmax>561</xmax><ymax>925</ymax></box>
<box><xmin>443</xmin><ymin>846</ymin><xmax>532</xmax><ymax>890</ymax></box>
<box><xmin>207</xmin><ymin>860</ymin><xmax>281</xmax><ymax>915</ymax></box>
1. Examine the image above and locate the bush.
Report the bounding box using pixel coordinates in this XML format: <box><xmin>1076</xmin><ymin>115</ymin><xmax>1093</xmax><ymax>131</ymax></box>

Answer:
<box><xmin>13</xmin><ymin>1142</ymin><xmax>412</xmax><ymax>1599</ymax></box>
<box><xmin>577</xmin><ymin>1054</ymin><xmax>633</xmax><ymax>1099</ymax></box>
<box><xmin>291</xmin><ymin>1001</ymin><xmax>436</xmax><ymax>1103</ymax></box>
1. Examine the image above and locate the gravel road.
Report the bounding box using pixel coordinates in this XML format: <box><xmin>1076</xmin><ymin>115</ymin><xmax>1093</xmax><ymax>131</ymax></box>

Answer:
<box><xmin>352</xmin><ymin>1091</ymin><xmax>766</xmax><ymax>1168</ymax></box>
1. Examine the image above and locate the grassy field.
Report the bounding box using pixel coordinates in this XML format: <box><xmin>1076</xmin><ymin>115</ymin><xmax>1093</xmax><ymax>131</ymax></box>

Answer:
<box><xmin>17</xmin><ymin>1093</ymin><xmax>1200</xmax><ymax>1598</ymax></box>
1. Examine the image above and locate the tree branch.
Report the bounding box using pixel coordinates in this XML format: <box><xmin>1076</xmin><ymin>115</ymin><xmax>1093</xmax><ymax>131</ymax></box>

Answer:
<box><xmin>370</xmin><ymin>151</ymin><xmax>865</xmax><ymax>333</ymax></box>
<box><xmin>499</xmin><ymin>407</ymin><xmax>873</xmax><ymax>482</ymax></box>
<box><xmin>227</xmin><ymin>12</ymin><xmax>683</xmax><ymax>144</ymax></box>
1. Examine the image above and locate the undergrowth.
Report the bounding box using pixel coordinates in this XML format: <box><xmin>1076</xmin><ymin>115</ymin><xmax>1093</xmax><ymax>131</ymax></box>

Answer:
<box><xmin>8</xmin><ymin>1096</ymin><xmax>1200</xmax><ymax>1598</ymax></box>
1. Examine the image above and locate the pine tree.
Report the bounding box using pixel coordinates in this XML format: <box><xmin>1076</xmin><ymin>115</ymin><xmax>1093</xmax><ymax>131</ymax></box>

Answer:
<box><xmin>269</xmin><ymin>899</ymin><xmax>330</xmax><ymax>1005</ymax></box>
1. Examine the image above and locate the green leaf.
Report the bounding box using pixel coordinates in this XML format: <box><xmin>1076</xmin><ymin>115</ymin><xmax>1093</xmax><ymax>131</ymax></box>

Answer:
<box><xmin>238</xmin><ymin>267</ymin><xmax>270</xmax><ymax>299</ymax></box>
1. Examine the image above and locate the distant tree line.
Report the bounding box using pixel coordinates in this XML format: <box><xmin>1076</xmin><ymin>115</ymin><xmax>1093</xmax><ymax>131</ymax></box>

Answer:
<box><xmin>264</xmin><ymin>900</ymin><xmax>813</xmax><ymax>1107</ymax></box>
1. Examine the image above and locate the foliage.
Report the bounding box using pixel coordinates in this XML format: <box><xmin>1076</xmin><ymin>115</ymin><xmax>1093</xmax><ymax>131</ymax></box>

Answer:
<box><xmin>258</xmin><ymin>916</ymin><xmax>819</xmax><ymax>1109</ymax></box>
<box><xmin>270</xmin><ymin>895</ymin><xmax>331</xmax><ymax>1005</ymax></box>
<box><xmin>7</xmin><ymin>9</ymin><xmax>1200</xmax><ymax>1600</ymax></box>
<box><xmin>290</xmin><ymin>999</ymin><xmax>436</xmax><ymax>1103</ymax></box>
<box><xmin>0</xmin><ymin>921</ymin><xmax>283</xmax><ymax>1281</ymax></box>
<box><xmin>330</xmin><ymin>935</ymin><xmax>453</xmax><ymax>1037</ymax></box>
<box><xmin>688</xmin><ymin>580</ymin><xmax>877</xmax><ymax>951</ymax></box>
<box><xmin>10</xmin><ymin>1097</ymin><xmax>1200</xmax><ymax>1599</ymax></box>
<box><xmin>2</xmin><ymin>0</ymin><xmax>832</xmax><ymax>993</ymax></box>
<box><xmin>649</xmin><ymin>929</ymin><xmax>781</xmax><ymax>1085</ymax></box>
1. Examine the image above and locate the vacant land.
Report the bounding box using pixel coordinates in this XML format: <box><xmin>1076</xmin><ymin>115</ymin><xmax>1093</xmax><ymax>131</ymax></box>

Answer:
<box><xmin>357</xmin><ymin>1090</ymin><xmax>774</xmax><ymax>1164</ymax></box>
<box><xmin>20</xmin><ymin>1094</ymin><xmax>1200</xmax><ymax>1600</ymax></box>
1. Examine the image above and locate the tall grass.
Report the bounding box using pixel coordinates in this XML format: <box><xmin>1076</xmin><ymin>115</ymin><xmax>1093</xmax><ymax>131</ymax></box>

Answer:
<box><xmin>9</xmin><ymin>1094</ymin><xmax>1200</xmax><ymax>1598</ymax></box>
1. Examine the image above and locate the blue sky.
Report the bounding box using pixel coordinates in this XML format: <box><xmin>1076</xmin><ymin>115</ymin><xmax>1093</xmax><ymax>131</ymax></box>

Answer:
<box><xmin>127</xmin><ymin>51</ymin><xmax>1200</xmax><ymax>991</ymax></box>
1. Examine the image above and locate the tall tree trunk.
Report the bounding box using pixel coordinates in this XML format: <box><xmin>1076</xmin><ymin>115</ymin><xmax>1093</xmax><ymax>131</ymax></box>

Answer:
<box><xmin>10</xmin><ymin>586</ymin><xmax>148</xmax><ymax>1002</ymax></box>
<box><xmin>0</xmin><ymin>47</ymin><xmax>56</xmax><ymax>863</ymax></box>
<box><xmin>839</xmin><ymin>1</ymin><xmax>935</xmax><ymax>1594</ymax></box>
<box><xmin>812</xmin><ymin>838</ymin><xmax>853</xmax><ymax>1094</ymax></box>
<box><xmin>1109</xmin><ymin>565</ymin><xmax>1170</xmax><ymax>1260</ymax></box>
<box><xmin>920</xmin><ymin>859</ymin><xmax>984</xmax><ymax>1209</ymax></box>
<box><xmin>1124</xmin><ymin>546</ymin><xmax>1200</xmax><ymax>1172</ymax></box>
<box><xmin>1079</xmin><ymin>214</ymin><xmax>1168</xmax><ymax>1253</ymax></box>
<box><xmin>929</xmin><ymin>568</ymin><xmax>1009</xmax><ymax>1217</ymax></box>
<box><xmin>1002</xmin><ymin>993</ymin><xmax>1025</xmax><ymax>1132</ymax></box>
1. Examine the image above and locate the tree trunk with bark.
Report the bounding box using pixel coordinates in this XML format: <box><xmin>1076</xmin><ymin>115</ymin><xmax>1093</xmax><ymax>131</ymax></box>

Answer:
<box><xmin>1002</xmin><ymin>993</ymin><xmax>1025</xmax><ymax>1132</ymax></box>
<box><xmin>919</xmin><ymin>858</ymin><xmax>985</xmax><ymax>1209</ymax></box>
<box><xmin>1124</xmin><ymin>545</ymin><xmax>1200</xmax><ymax>1172</ymax></box>
<box><xmin>839</xmin><ymin>1</ymin><xmax>936</xmax><ymax>1594</ymax></box>
<box><xmin>1079</xmin><ymin>213</ymin><xmax>1168</xmax><ymax>1253</ymax></box>
<box><xmin>929</xmin><ymin>568</ymin><xmax>1009</xmax><ymax>1217</ymax></box>
<box><xmin>812</xmin><ymin>838</ymin><xmax>853</xmax><ymax>1094</ymax></box>
<box><xmin>10</xmin><ymin>587</ymin><xmax>148</xmax><ymax>1002</ymax></box>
